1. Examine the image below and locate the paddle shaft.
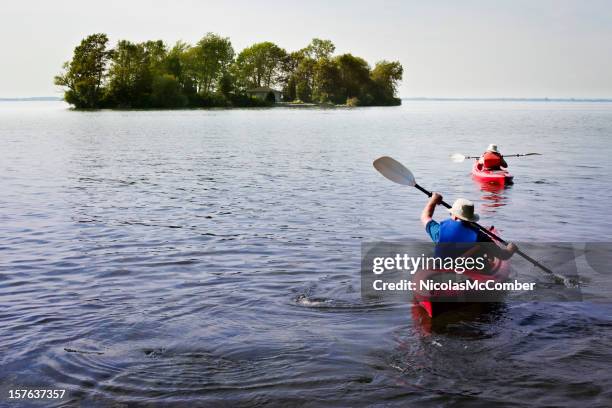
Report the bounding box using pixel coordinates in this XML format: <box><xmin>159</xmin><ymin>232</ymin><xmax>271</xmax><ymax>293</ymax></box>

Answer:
<box><xmin>414</xmin><ymin>183</ymin><xmax>563</xmax><ymax>280</ymax></box>
<box><xmin>463</xmin><ymin>153</ymin><xmax>540</xmax><ymax>160</ymax></box>
<box><xmin>504</xmin><ymin>153</ymin><xmax>541</xmax><ymax>157</ymax></box>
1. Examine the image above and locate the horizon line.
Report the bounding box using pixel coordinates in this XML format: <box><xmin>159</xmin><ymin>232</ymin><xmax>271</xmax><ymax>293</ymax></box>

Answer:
<box><xmin>403</xmin><ymin>96</ymin><xmax>612</xmax><ymax>102</ymax></box>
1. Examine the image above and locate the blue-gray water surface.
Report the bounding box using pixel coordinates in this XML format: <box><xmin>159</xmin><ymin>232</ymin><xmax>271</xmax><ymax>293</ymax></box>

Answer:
<box><xmin>1</xmin><ymin>101</ymin><xmax>612</xmax><ymax>407</ymax></box>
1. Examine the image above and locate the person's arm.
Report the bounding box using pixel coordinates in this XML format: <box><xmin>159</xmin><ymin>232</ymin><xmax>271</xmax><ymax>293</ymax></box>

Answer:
<box><xmin>500</xmin><ymin>155</ymin><xmax>508</xmax><ymax>168</ymax></box>
<box><xmin>498</xmin><ymin>242</ymin><xmax>518</xmax><ymax>259</ymax></box>
<box><xmin>477</xmin><ymin>229</ymin><xmax>517</xmax><ymax>259</ymax></box>
<box><xmin>484</xmin><ymin>239</ymin><xmax>518</xmax><ymax>260</ymax></box>
<box><xmin>420</xmin><ymin>192</ymin><xmax>442</xmax><ymax>227</ymax></box>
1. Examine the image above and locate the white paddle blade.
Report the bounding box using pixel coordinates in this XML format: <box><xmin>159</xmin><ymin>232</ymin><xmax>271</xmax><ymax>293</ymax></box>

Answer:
<box><xmin>450</xmin><ymin>153</ymin><xmax>466</xmax><ymax>163</ymax></box>
<box><xmin>373</xmin><ymin>156</ymin><xmax>416</xmax><ymax>186</ymax></box>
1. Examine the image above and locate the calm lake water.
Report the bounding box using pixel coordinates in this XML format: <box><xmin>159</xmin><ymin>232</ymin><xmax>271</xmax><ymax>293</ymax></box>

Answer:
<box><xmin>1</xmin><ymin>100</ymin><xmax>612</xmax><ymax>407</ymax></box>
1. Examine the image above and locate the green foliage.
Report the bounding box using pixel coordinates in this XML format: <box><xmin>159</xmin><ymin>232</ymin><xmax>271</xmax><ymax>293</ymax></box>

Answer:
<box><xmin>303</xmin><ymin>38</ymin><xmax>335</xmax><ymax>60</ymax></box>
<box><xmin>370</xmin><ymin>60</ymin><xmax>403</xmax><ymax>105</ymax></box>
<box><xmin>335</xmin><ymin>54</ymin><xmax>371</xmax><ymax>100</ymax></box>
<box><xmin>283</xmin><ymin>76</ymin><xmax>297</xmax><ymax>101</ymax></box>
<box><xmin>217</xmin><ymin>72</ymin><xmax>234</xmax><ymax>97</ymax></box>
<box><xmin>54</xmin><ymin>33</ymin><xmax>111</xmax><ymax>108</ymax></box>
<box><xmin>145</xmin><ymin>40</ymin><xmax>168</xmax><ymax>76</ymax></box>
<box><xmin>296</xmin><ymin>80</ymin><xmax>311</xmax><ymax>102</ymax></box>
<box><xmin>280</xmin><ymin>51</ymin><xmax>305</xmax><ymax>101</ymax></box>
<box><xmin>228</xmin><ymin>93</ymin><xmax>272</xmax><ymax>107</ymax></box>
<box><xmin>55</xmin><ymin>33</ymin><xmax>403</xmax><ymax>109</ymax></box>
<box><xmin>165</xmin><ymin>42</ymin><xmax>186</xmax><ymax>79</ymax></box>
<box><xmin>184</xmin><ymin>33</ymin><xmax>234</xmax><ymax>94</ymax></box>
<box><xmin>312</xmin><ymin>57</ymin><xmax>342</xmax><ymax>103</ymax></box>
<box><xmin>105</xmin><ymin>40</ymin><xmax>158</xmax><ymax>108</ymax></box>
<box><xmin>234</xmin><ymin>42</ymin><xmax>287</xmax><ymax>89</ymax></box>
<box><xmin>151</xmin><ymin>74</ymin><xmax>187</xmax><ymax>108</ymax></box>
<box><xmin>192</xmin><ymin>92</ymin><xmax>231</xmax><ymax>108</ymax></box>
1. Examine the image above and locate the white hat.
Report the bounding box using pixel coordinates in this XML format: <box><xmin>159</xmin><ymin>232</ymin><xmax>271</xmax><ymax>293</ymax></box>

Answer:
<box><xmin>486</xmin><ymin>144</ymin><xmax>499</xmax><ymax>153</ymax></box>
<box><xmin>448</xmin><ymin>198</ymin><xmax>480</xmax><ymax>222</ymax></box>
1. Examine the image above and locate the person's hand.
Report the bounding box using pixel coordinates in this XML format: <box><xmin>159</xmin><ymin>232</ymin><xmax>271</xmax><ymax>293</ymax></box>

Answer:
<box><xmin>431</xmin><ymin>192</ymin><xmax>443</xmax><ymax>205</ymax></box>
<box><xmin>506</xmin><ymin>242</ymin><xmax>518</xmax><ymax>254</ymax></box>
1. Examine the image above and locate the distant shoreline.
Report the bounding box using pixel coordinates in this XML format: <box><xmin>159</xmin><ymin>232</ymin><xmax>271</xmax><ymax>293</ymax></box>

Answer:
<box><xmin>0</xmin><ymin>97</ymin><xmax>62</xmax><ymax>102</ymax></box>
<box><xmin>403</xmin><ymin>97</ymin><xmax>612</xmax><ymax>102</ymax></box>
<box><xmin>2</xmin><ymin>96</ymin><xmax>611</xmax><ymax>103</ymax></box>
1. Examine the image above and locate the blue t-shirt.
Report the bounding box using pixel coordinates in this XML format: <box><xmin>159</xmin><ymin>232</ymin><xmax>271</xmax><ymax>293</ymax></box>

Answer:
<box><xmin>425</xmin><ymin>220</ymin><xmax>491</xmax><ymax>243</ymax></box>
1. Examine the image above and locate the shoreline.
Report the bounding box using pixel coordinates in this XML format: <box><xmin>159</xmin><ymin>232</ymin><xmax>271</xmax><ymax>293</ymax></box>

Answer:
<box><xmin>3</xmin><ymin>97</ymin><xmax>612</xmax><ymax>104</ymax></box>
<box><xmin>7</xmin><ymin>100</ymin><xmax>401</xmax><ymax>111</ymax></box>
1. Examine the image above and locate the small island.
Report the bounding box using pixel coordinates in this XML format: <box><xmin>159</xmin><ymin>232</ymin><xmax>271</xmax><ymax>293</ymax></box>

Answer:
<box><xmin>55</xmin><ymin>33</ymin><xmax>403</xmax><ymax>109</ymax></box>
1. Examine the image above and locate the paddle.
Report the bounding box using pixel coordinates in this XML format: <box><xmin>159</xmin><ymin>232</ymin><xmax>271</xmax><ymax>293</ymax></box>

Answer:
<box><xmin>373</xmin><ymin>156</ymin><xmax>575</xmax><ymax>286</ymax></box>
<box><xmin>451</xmin><ymin>152</ymin><xmax>541</xmax><ymax>163</ymax></box>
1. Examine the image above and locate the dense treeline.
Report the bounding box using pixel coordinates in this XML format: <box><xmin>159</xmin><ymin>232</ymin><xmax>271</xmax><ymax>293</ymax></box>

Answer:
<box><xmin>55</xmin><ymin>33</ymin><xmax>403</xmax><ymax>109</ymax></box>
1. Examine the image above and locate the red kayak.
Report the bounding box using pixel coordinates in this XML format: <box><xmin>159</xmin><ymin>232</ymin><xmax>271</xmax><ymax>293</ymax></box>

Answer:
<box><xmin>413</xmin><ymin>229</ymin><xmax>511</xmax><ymax>318</ymax></box>
<box><xmin>471</xmin><ymin>160</ymin><xmax>513</xmax><ymax>185</ymax></box>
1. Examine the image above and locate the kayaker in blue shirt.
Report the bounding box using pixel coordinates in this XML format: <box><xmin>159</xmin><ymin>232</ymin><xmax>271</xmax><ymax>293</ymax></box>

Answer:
<box><xmin>420</xmin><ymin>192</ymin><xmax>517</xmax><ymax>260</ymax></box>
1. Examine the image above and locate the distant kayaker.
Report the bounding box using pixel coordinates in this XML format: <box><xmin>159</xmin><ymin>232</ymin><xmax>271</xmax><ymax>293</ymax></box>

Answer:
<box><xmin>478</xmin><ymin>144</ymin><xmax>508</xmax><ymax>170</ymax></box>
<box><xmin>420</xmin><ymin>193</ymin><xmax>517</xmax><ymax>262</ymax></box>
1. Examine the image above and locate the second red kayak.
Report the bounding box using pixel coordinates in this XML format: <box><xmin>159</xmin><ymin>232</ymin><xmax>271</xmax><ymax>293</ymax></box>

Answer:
<box><xmin>471</xmin><ymin>160</ymin><xmax>513</xmax><ymax>185</ymax></box>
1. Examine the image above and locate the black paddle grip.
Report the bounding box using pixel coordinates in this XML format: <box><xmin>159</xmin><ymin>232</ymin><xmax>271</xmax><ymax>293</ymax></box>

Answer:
<box><xmin>415</xmin><ymin>183</ymin><xmax>452</xmax><ymax>209</ymax></box>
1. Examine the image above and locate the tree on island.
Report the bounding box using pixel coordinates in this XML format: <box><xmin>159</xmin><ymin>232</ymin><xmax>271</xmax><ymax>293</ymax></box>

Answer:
<box><xmin>233</xmin><ymin>42</ymin><xmax>287</xmax><ymax>89</ymax></box>
<box><xmin>184</xmin><ymin>33</ymin><xmax>234</xmax><ymax>94</ymax></box>
<box><xmin>54</xmin><ymin>33</ymin><xmax>112</xmax><ymax>108</ymax></box>
<box><xmin>55</xmin><ymin>33</ymin><xmax>403</xmax><ymax>109</ymax></box>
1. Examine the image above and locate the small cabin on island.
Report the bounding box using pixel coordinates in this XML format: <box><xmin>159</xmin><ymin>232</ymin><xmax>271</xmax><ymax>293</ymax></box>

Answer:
<box><xmin>246</xmin><ymin>87</ymin><xmax>283</xmax><ymax>103</ymax></box>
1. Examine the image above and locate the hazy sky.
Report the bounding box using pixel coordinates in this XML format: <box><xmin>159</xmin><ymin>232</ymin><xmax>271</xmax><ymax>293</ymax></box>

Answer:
<box><xmin>2</xmin><ymin>0</ymin><xmax>611</xmax><ymax>98</ymax></box>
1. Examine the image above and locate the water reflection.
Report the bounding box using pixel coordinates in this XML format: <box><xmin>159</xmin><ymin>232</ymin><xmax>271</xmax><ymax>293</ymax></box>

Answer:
<box><xmin>474</xmin><ymin>180</ymin><xmax>512</xmax><ymax>214</ymax></box>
